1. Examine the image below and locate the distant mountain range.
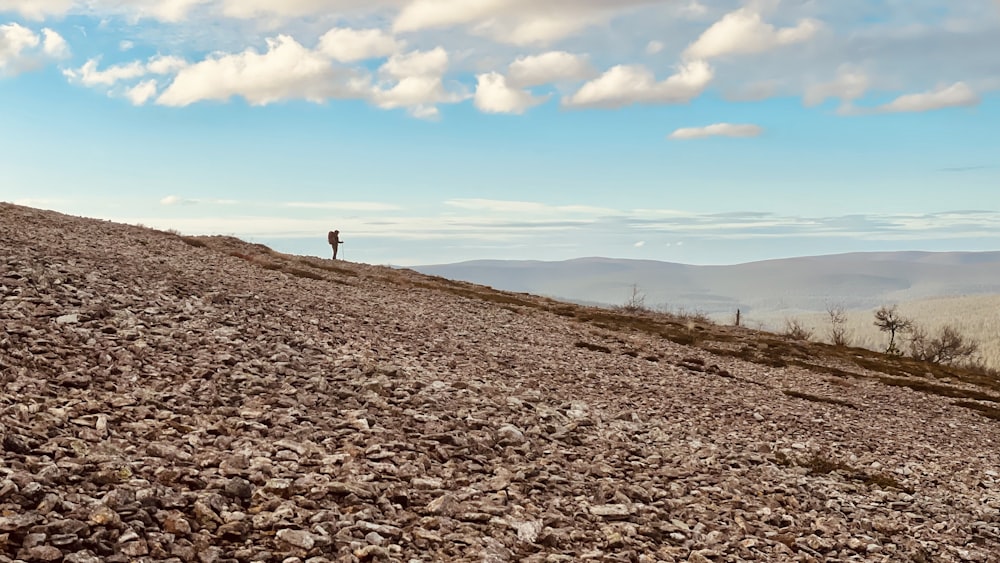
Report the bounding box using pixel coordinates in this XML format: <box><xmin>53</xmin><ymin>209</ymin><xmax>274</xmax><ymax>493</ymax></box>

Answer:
<box><xmin>414</xmin><ymin>251</ymin><xmax>1000</xmax><ymax>317</ymax></box>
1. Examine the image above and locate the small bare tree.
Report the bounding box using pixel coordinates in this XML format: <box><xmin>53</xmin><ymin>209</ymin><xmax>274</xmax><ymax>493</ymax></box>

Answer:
<box><xmin>874</xmin><ymin>305</ymin><xmax>912</xmax><ymax>355</ymax></box>
<box><xmin>826</xmin><ymin>303</ymin><xmax>850</xmax><ymax>346</ymax></box>
<box><xmin>621</xmin><ymin>283</ymin><xmax>647</xmax><ymax>313</ymax></box>
<box><xmin>909</xmin><ymin>323</ymin><xmax>979</xmax><ymax>365</ymax></box>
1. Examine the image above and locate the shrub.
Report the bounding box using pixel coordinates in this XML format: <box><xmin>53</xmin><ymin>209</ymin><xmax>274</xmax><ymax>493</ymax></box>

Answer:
<box><xmin>783</xmin><ymin>318</ymin><xmax>812</xmax><ymax>341</ymax></box>
<box><xmin>827</xmin><ymin>303</ymin><xmax>850</xmax><ymax>346</ymax></box>
<box><xmin>909</xmin><ymin>324</ymin><xmax>979</xmax><ymax>365</ymax></box>
<box><xmin>619</xmin><ymin>283</ymin><xmax>648</xmax><ymax>313</ymax></box>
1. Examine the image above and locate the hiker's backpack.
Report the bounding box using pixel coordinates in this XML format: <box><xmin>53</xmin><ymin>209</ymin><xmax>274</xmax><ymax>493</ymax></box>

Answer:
<box><xmin>327</xmin><ymin>231</ymin><xmax>336</xmax><ymax>244</ymax></box>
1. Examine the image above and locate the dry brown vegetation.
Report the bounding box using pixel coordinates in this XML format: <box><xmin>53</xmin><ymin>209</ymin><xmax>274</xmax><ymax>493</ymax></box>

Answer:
<box><xmin>770</xmin><ymin>295</ymin><xmax>1000</xmax><ymax>371</ymax></box>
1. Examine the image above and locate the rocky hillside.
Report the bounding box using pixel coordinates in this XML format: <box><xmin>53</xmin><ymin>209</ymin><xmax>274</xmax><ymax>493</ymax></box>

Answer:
<box><xmin>2</xmin><ymin>202</ymin><xmax>999</xmax><ymax>563</ymax></box>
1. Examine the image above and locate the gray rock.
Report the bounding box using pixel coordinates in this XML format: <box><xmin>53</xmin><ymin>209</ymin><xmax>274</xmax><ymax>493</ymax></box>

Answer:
<box><xmin>276</xmin><ymin>529</ymin><xmax>315</xmax><ymax>550</ymax></box>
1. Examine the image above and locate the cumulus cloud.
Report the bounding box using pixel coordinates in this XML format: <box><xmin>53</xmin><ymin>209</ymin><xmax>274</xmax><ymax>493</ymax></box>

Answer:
<box><xmin>878</xmin><ymin>82</ymin><xmax>980</xmax><ymax>113</ymax></box>
<box><xmin>41</xmin><ymin>28</ymin><xmax>69</xmax><ymax>58</ymax></box>
<box><xmin>0</xmin><ymin>24</ymin><xmax>69</xmax><ymax>76</ymax></box>
<box><xmin>371</xmin><ymin>47</ymin><xmax>464</xmax><ymax>118</ymax></box>
<box><xmin>474</xmin><ymin>13</ymin><xmax>602</xmax><ymax>46</ymax></box>
<box><xmin>317</xmin><ymin>27</ymin><xmax>400</xmax><ymax>62</ymax></box>
<box><xmin>668</xmin><ymin>123</ymin><xmax>763</xmax><ymax>140</ymax></box>
<box><xmin>157</xmin><ymin>35</ymin><xmax>368</xmax><ymax>106</ymax></box>
<box><xmin>126</xmin><ymin>79</ymin><xmax>159</xmax><ymax>105</ymax></box>
<box><xmin>474</xmin><ymin>72</ymin><xmax>546</xmax><ymax>114</ymax></box>
<box><xmin>393</xmin><ymin>0</ymin><xmax>512</xmax><ymax>33</ymax></box>
<box><xmin>804</xmin><ymin>66</ymin><xmax>869</xmax><ymax>110</ymax></box>
<box><xmin>0</xmin><ymin>0</ymin><xmax>73</xmax><ymax>20</ymax></box>
<box><xmin>506</xmin><ymin>51</ymin><xmax>595</xmax><ymax>88</ymax></box>
<box><xmin>393</xmin><ymin>0</ymin><xmax>643</xmax><ymax>45</ymax></box>
<box><xmin>379</xmin><ymin>47</ymin><xmax>447</xmax><ymax>79</ymax></box>
<box><xmin>564</xmin><ymin>60</ymin><xmax>713</xmax><ymax>108</ymax></box>
<box><xmin>218</xmin><ymin>0</ymin><xmax>404</xmax><ymax>20</ymax></box>
<box><xmin>135</xmin><ymin>0</ymin><xmax>211</xmax><ymax>22</ymax></box>
<box><xmin>64</xmin><ymin>55</ymin><xmax>185</xmax><ymax>87</ymax></box>
<box><xmin>684</xmin><ymin>7</ymin><xmax>821</xmax><ymax>60</ymax></box>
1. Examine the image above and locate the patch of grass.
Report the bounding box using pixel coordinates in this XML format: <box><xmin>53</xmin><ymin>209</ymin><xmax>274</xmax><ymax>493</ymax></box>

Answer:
<box><xmin>666</xmin><ymin>332</ymin><xmax>698</xmax><ymax>346</ymax></box>
<box><xmin>783</xmin><ymin>390</ymin><xmax>857</xmax><ymax>409</ymax></box>
<box><xmin>855</xmin><ymin>357</ymin><xmax>916</xmax><ymax>378</ymax></box>
<box><xmin>180</xmin><ymin>237</ymin><xmax>207</xmax><ymax>248</ymax></box>
<box><xmin>296</xmin><ymin>258</ymin><xmax>359</xmax><ymax>277</ymax></box>
<box><xmin>789</xmin><ymin>362</ymin><xmax>861</xmax><ymax>380</ymax></box>
<box><xmin>953</xmin><ymin>401</ymin><xmax>1000</xmax><ymax>421</ymax></box>
<box><xmin>282</xmin><ymin>267</ymin><xmax>325</xmax><ymax>281</ymax></box>
<box><xmin>408</xmin><ymin>281</ymin><xmax>540</xmax><ymax>310</ymax></box>
<box><xmin>878</xmin><ymin>376</ymin><xmax>1000</xmax><ymax>403</ymax></box>
<box><xmin>574</xmin><ymin>341</ymin><xmax>612</xmax><ymax>354</ymax></box>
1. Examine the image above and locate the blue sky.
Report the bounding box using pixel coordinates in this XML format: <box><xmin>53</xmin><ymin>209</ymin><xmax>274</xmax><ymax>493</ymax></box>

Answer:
<box><xmin>2</xmin><ymin>0</ymin><xmax>999</xmax><ymax>266</ymax></box>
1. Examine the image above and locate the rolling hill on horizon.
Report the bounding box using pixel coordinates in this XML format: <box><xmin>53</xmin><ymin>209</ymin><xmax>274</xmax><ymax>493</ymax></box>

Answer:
<box><xmin>415</xmin><ymin>251</ymin><xmax>1000</xmax><ymax>318</ymax></box>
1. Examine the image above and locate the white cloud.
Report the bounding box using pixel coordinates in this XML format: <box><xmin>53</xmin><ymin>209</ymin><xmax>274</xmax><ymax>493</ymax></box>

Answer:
<box><xmin>475</xmin><ymin>13</ymin><xmax>601</xmax><ymax>46</ymax></box>
<box><xmin>393</xmin><ymin>0</ymin><xmax>638</xmax><ymax>45</ymax></box>
<box><xmin>41</xmin><ymin>28</ymin><xmax>69</xmax><ymax>58</ymax></box>
<box><xmin>65</xmin><ymin>59</ymin><xmax>146</xmax><ymax>86</ymax></box>
<box><xmin>0</xmin><ymin>23</ymin><xmax>39</xmax><ymax>67</ymax></box>
<box><xmin>474</xmin><ymin>72</ymin><xmax>546</xmax><ymax>114</ymax></box>
<box><xmin>379</xmin><ymin>47</ymin><xmax>448</xmax><ymax>79</ymax></box>
<box><xmin>564</xmin><ymin>60</ymin><xmax>713</xmax><ymax>108</ymax></box>
<box><xmin>64</xmin><ymin>55</ymin><xmax>184</xmax><ymax>87</ymax></box>
<box><xmin>645</xmin><ymin>40</ymin><xmax>665</xmax><ymax>55</ymax></box>
<box><xmin>218</xmin><ymin>0</ymin><xmax>405</xmax><ymax>20</ymax></box>
<box><xmin>160</xmin><ymin>195</ymin><xmax>182</xmax><ymax>205</ymax></box>
<box><xmin>668</xmin><ymin>123</ymin><xmax>763</xmax><ymax>140</ymax></box>
<box><xmin>371</xmin><ymin>47</ymin><xmax>463</xmax><ymax>118</ymax></box>
<box><xmin>120</xmin><ymin>40</ymin><xmax>135</xmax><ymax>52</ymax></box>
<box><xmin>317</xmin><ymin>27</ymin><xmax>400</xmax><ymax>62</ymax></box>
<box><xmin>634</xmin><ymin>240</ymin><xmax>646</xmax><ymax>248</ymax></box>
<box><xmin>0</xmin><ymin>24</ymin><xmax>68</xmax><ymax>76</ymax></box>
<box><xmin>394</xmin><ymin>0</ymin><xmax>510</xmax><ymax>33</ymax></box>
<box><xmin>878</xmin><ymin>82</ymin><xmax>980</xmax><ymax>113</ymax></box>
<box><xmin>157</xmin><ymin>35</ymin><xmax>369</xmax><ymax>107</ymax></box>
<box><xmin>146</xmin><ymin>55</ymin><xmax>187</xmax><ymax>74</ymax></box>
<box><xmin>506</xmin><ymin>51</ymin><xmax>595</xmax><ymax>88</ymax></box>
<box><xmin>146</xmin><ymin>0</ymin><xmax>211</xmax><ymax>21</ymax></box>
<box><xmin>0</xmin><ymin>0</ymin><xmax>73</xmax><ymax>20</ymax></box>
<box><xmin>684</xmin><ymin>8</ymin><xmax>821</xmax><ymax>60</ymax></box>
<box><xmin>126</xmin><ymin>79</ymin><xmax>159</xmax><ymax>105</ymax></box>
<box><xmin>804</xmin><ymin>66</ymin><xmax>869</xmax><ymax>109</ymax></box>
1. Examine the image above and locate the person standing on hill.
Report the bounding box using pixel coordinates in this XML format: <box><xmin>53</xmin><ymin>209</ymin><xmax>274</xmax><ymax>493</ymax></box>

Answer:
<box><xmin>327</xmin><ymin>230</ymin><xmax>343</xmax><ymax>260</ymax></box>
